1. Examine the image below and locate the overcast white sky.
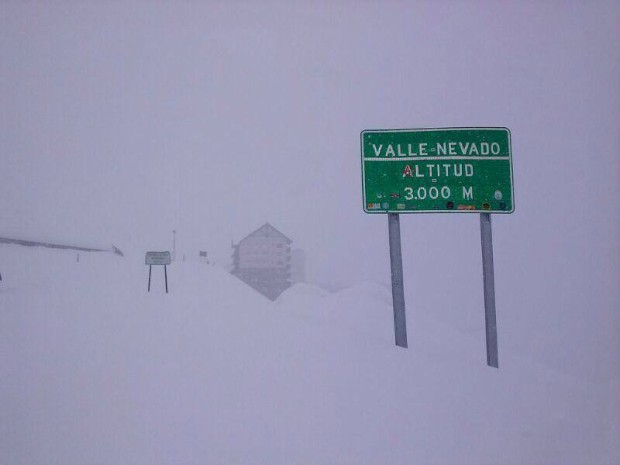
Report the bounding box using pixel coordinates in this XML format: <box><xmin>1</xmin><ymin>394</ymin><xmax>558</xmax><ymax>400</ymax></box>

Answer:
<box><xmin>1</xmin><ymin>1</ymin><xmax>619</xmax><ymax>380</ymax></box>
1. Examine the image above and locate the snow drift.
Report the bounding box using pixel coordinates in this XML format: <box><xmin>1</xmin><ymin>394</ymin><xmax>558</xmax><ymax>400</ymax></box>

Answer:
<box><xmin>1</xmin><ymin>244</ymin><xmax>618</xmax><ymax>464</ymax></box>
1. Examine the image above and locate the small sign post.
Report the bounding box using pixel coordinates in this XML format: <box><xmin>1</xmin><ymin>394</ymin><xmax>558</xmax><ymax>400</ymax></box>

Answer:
<box><xmin>361</xmin><ymin>127</ymin><xmax>513</xmax><ymax>367</ymax></box>
<box><xmin>145</xmin><ymin>251</ymin><xmax>171</xmax><ymax>293</ymax></box>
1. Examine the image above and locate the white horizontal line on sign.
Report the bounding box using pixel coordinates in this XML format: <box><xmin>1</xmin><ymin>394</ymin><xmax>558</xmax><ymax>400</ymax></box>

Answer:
<box><xmin>364</xmin><ymin>156</ymin><xmax>509</xmax><ymax>162</ymax></box>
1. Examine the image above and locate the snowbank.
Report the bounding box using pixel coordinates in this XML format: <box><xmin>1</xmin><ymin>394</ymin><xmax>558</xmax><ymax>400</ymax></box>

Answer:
<box><xmin>1</xmin><ymin>244</ymin><xmax>618</xmax><ymax>464</ymax></box>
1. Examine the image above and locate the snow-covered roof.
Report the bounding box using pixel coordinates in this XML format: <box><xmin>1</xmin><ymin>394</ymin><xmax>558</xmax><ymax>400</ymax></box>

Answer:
<box><xmin>238</xmin><ymin>223</ymin><xmax>292</xmax><ymax>245</ymax></box>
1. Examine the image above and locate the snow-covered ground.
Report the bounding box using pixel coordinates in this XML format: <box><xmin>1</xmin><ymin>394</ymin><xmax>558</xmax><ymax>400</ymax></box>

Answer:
<box><xmin>1</xmin><ymin>244</ymin><xmax>618</xmax><ymax>464</ymax></box>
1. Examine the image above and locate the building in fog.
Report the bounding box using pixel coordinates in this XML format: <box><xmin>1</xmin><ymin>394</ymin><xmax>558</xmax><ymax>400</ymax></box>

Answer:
<box><xmin>231</xmin><ymin>223</ymin><xmax>293</xmax><ymax>300</ymax></box>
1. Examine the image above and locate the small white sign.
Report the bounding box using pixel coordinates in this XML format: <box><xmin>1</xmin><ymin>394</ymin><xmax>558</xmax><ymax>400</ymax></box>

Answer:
<box><xmin>145</xmin><ymin>251</ymin><xmax>171</xmax><ymax>266</ymax></box>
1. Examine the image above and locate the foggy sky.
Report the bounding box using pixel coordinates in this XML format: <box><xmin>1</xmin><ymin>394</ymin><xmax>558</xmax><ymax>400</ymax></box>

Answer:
<box><xmin>1</xmin><ymin>1</ymin><xmax>619</xmax><ymax>380</ymax></box>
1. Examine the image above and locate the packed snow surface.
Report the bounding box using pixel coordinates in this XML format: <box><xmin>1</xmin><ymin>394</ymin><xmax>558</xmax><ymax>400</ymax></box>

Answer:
<box><xmin>1</xmin><ymin>245</ymin><xmax>618</xmax><ymax>464</ymax></box>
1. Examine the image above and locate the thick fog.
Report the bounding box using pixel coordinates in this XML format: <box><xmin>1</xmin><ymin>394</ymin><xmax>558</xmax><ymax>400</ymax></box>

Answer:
<box><xmin>1</xmin><ymin>0</ymin><xmax>619</xmax><ymax>383</ymax></box>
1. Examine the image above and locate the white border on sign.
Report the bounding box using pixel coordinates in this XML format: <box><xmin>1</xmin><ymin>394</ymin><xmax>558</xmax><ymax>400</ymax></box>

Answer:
<box><xmin>360</xmin><ymin>127</ymin><xmax>515</xmax><ymax>214</ymax></box>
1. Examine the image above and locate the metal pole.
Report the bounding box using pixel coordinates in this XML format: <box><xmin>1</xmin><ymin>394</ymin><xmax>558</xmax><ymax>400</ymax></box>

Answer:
<box><xmin>172</xmin><ymin>230</ymin><xmax>176</xmax><ymax>262</ymax></box>
<box><xmin>480</xmin><ymin>213</ymin><xmax>498</xmax><ymax>368</ymax></box>
<box><xmin>388</xmin><ymin>213</ymin><xmax>408</xmax><ymax>348</ymax></box>
<box><xmin>164</xmin><ymin>265</ymin><xmax>168</xmax><ymax>293</ymax></box>
<box><xmin>148</xmin><ymin>265</ymin><xmax>152</xmax><ymax>292</ymax></box>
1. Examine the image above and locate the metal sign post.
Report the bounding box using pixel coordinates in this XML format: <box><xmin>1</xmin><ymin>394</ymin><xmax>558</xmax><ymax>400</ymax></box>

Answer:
<box><xmin>361</xmin><ymin>127</ymin><xmax>513</xmax><ymax>365</ymax></box>
<box><xmin>388</xmin><ymin>213</ymin><xmax>408</xmax><ymax>348</ymax></box>
<box><xmin>145</xmin><ymin>251</ymin><xmax>171</xmax><ymax>293</ymax></box>
<box><xmin>480</xmin><ymin>213</ymin><xmax>498</xmax><ymax>368</ymax></box>
<box><xmin>164</xmin><ymin>264</ymin><xmax>168</xmax><ymax>293</ymax></box>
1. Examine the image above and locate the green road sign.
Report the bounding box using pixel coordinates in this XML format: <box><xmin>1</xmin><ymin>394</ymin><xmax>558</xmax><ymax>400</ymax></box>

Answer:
<box><xmin>361</xmin><ymin>127</ymin><xmax>514</xmax><ymax>213</ymax></box>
